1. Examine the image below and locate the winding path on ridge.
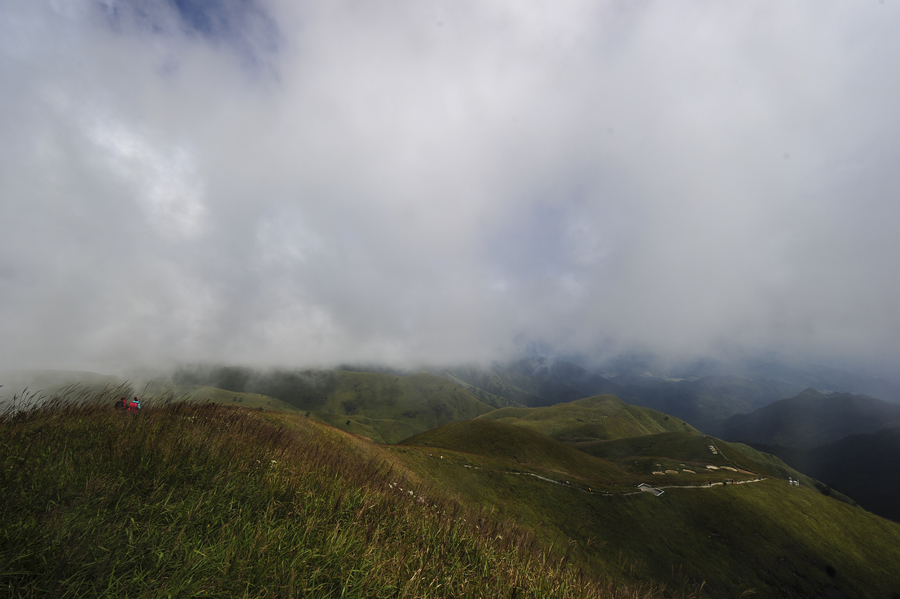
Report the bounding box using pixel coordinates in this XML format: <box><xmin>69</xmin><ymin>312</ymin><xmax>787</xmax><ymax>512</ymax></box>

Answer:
<box><xmin>424</xmin><ymin>455</ymin><xmax>770</xmax><ymax>498</ymax></box>
<box><xmin>418</xmin><ymin>437</ymin><xmax>768</xmax><ymax>497</ymax></box>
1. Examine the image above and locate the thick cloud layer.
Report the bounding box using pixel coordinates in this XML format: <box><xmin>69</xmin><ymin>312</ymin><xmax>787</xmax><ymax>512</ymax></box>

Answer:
<box><xmin>2</xmin><ymin>1</ymin><xmax>899</xmax><ymax>373</ymax></box>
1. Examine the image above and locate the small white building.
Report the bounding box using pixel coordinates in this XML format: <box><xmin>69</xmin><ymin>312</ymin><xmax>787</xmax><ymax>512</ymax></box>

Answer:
<box><xmin>638</xmin><ymin>483</ymin><xmax>665</xmax><ymax>497</ymax></box>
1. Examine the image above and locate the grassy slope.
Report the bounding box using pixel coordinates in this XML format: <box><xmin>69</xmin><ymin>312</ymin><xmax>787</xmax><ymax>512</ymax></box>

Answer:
<box><xmin>476</xmin><ymin>395</ymin><xmax>698</xmax><ymax>442</ymax></box>
<box><xmin>395</xmin><ymin>419</ymin><xmax>900</xmax><ymax>598</ymax></box>
<box><xmin>7</xmin><ymin>383</ymin><xmax>898</xmax><ymax>597</ymax></box>
<box><xmin>0</xmin><ymin>398</ymin><xmax>672</xmax><ymax>599</ymax></box>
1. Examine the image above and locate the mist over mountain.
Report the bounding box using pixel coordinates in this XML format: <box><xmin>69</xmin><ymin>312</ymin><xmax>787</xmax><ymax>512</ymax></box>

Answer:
<box><xmin>4</xmin><ymin>2</ymin><xmax>900</xmax><ymax>381</ymax></box>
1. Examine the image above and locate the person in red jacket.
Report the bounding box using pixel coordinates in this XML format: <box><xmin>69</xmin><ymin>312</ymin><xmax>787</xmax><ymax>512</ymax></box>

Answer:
<box><xmin>127</xmin><ymin>397</ymin><xmax>141</xmax><ymax>412</ymax></box>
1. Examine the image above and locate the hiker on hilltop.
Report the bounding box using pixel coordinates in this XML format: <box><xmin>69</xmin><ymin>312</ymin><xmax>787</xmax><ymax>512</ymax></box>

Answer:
<box><xmin>127</xmin><ymin>397</ymin><xmax>141</xmax><ymax>412</ymax></box>
<box><xmin>114</xmin><ymin>396</ymin><xmax>126</xmax><ymax>410</ymax></box>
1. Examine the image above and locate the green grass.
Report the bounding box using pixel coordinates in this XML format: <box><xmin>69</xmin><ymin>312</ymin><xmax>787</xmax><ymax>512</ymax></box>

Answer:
<box><xmin>0</xmin><ymin>395</ymin><xmax>681</xmax><ymax>598</ymax></box>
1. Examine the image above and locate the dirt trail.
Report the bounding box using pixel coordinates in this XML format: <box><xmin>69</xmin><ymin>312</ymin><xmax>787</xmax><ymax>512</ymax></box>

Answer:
<box><xmin>455</xmin><ymin>458</ymin><xmax>769</xmax><ymax>497</ymax></box>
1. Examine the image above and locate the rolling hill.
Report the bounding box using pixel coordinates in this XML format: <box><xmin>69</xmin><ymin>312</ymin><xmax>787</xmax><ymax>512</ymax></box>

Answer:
<box><xmin>400</xmin><ymin>419</ymin><xmax>629</xmax><ymax>483</ymax></box>
<box><xmin>4</xmin><ymin>389</ymin><xmax>900</xmax><ymax>597</ymax></box>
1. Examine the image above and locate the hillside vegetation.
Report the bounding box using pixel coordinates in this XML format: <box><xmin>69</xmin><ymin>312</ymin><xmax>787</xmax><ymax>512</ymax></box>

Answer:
<box><xmin>715</xmin><ymin>388</ymin><xmax>900</xmax><ymax>521</ymax></box>
<box><xmin>4</xmin><ymin>378</ymin><xmax>900</xmax><ymax>597</ymax></box>
<box><xmin>0</xmin><ymin>395</ymin><xmax>679</xmax><ymax>599</ymax></box>
<box><xmin>396</xmin><ymin>415</ymin><xmax>900</xmax><ymax>598</ymax></box>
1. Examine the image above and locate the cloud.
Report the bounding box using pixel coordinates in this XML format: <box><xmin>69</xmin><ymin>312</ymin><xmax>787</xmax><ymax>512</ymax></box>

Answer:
<box><xmin>1</xmin><ymin>1</ymin><xmax>900</xmax><ymax>375</ymax></box>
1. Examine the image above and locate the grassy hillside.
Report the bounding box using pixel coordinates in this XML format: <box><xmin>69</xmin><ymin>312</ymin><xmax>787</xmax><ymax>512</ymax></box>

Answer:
<box><xmin>395</xmin><ymin>420</ymin><xmax>900</xmax><ymax>598</ymax></box>
<box><xmin>477</xmin><ymin>395</ymin><xmax>697</xmax><ymax>442</ymax></box>
<box><xmin>0</xmin><ymin>396</ymin><xmax>675</xmax><ymax>599</ymax></box>
<box><xmin>6</xmin><ymin>384</ymin><xmax>899</xmax><ymax>598</ymax></box>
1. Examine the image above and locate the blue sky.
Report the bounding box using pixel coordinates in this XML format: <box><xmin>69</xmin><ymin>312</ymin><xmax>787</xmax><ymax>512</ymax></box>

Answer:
<box><xmin>2</xmin><ymin>1</ymin><xmax>900</xmax><ymax>375</ymax></box>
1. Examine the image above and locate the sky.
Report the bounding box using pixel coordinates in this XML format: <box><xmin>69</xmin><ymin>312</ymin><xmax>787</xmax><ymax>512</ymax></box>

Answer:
<box><xmin>2</xmin><ymin>0</ymin><xmax>900</xmax><ymax>375</ymax></box>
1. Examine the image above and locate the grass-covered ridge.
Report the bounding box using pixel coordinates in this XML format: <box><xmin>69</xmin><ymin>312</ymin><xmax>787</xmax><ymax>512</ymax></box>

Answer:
<box><xmin>0</xmin><ymin>395</ymin><xmax>680</xmax><ymax>598</ymax></box>
<box><xmin>476</xmin><ymin>395</ymin><xmax>698</xmax><ymax>442</ymax></box>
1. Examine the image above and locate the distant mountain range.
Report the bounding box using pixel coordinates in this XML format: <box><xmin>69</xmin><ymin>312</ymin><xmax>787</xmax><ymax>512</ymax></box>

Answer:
<box><xmin>715</xmin><ymin>388</ymin><xmax>900</xmax><ymax>448</ymax></box>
